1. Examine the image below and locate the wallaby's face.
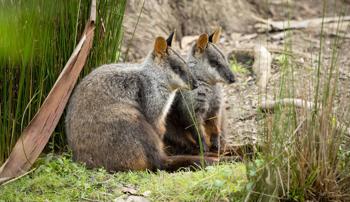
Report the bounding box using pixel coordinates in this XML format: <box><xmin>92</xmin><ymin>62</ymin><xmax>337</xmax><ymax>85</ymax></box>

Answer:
<box><xmin>191</xmin><ymin>28</ymin><xmax>235</xmax><ymax>84</ymax></box>
<box><xmin>153</xmin><ymin>33</ymin><xmax>195</xmax><ymax>90</ymax></box>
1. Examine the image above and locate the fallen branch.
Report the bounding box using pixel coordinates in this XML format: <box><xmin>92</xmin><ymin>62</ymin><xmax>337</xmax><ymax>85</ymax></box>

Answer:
<box><xmin>260</xmin><ymin>98</ymin><xmax>315</xmax><ymax>112</ymax></box>
<box><xmin>229</xmin><ymin>45</ymin><xmax>309</xmax><ymax>61</ymax></box>
<box><xmin>254</xmin><ymin>16</ymin><xmax>350</xmax><ymax>32</ymax></box>
<box><xmin>259</xmin><ymin>98</ymin><xmax>350</xmax><ymax>135</ymax></box>
<box><xmin>0</xmin><ymin>0</ymin><xmax>96</xmax><ymax>184</ymax></box>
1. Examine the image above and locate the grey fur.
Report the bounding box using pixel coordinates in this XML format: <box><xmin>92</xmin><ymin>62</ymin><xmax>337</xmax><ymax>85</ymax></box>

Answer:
<box><xmin>65</xmin><ymin>44</ymin><xmax>195</xmax><ymax>171</ymax></box>
<box><xmin>164</xmin><ymin>40</ymin><xmax>235</xmax><ymax>155</ymax></box>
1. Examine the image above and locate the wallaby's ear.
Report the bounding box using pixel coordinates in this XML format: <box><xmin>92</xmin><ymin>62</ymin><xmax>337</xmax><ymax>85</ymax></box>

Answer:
<box><xmin>196</xmin><ymin>33</ymin><xmax>209</xmax><ymax>53</ymax></box>
<box><xmin>209</xmin><ymin>27</ymin><xmax>222</xmax><ymax>44</ymax></box>
<box><xmin>154</xmin><ymin>36</ymin><xmax>168</xmax><ymax>57</ymax></box>
<box><xmin>166</xmin><ymin>30</ymin><xmax>176</xmax><ymax>47</ymax></box>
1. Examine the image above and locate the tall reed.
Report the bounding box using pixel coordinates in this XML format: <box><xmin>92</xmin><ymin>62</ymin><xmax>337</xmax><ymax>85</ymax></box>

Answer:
<box><xmin>0</xmin><ymin>0</ymin><xmax>126</xmax><ymax>164</ymax></box>
<box><xmin>245</xmin><ymin>2</ymin><xmax>350</xmax><ymax>201</ymax></box>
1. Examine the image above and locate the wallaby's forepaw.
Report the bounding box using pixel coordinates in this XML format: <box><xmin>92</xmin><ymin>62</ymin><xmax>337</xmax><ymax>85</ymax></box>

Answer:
<box><xmin>193</xmin><ymin>88</ymin><xmax>210</xmax><ymax>115</ymax></box>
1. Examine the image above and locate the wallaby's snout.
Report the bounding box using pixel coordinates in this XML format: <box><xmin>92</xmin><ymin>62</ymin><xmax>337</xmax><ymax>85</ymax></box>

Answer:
<box><xmin>207</xmin><ymin>28</ymin><xmax>235</xmax><ymax>85</ymax></box>
<box><xmin>222</xmin><ymin>66</ymin><xmax>236</xmax><ymax>84</ymax></box>
<box><xmin>228</xmin><ymin>73</ymin><xmax>235</xmax><ymax>84</ymax></box>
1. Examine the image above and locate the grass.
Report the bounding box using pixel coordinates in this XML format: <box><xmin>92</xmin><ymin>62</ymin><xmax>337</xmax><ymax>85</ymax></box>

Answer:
<box><xmin>230</xmin><ymin>57</ymin><xmax>251</xmax><ymax>75</ymax></box>
<box><xmin>0</xmin><ymin>154</ymin><xmax>247</xmax><ymax>201</ymax></box>
<box><xmin>244</xmin><ymin>2</ymin><xmax>350</xmax><ymax>201</ymax></box>
<box><xmin>1</xmin><ymin>1</ymin><xmax>350</xmax><ymax>202</ymax></box>
<box><xmin>230</xmin><ymin>58</ymin><xmax>250</xmax><ymax>75</ymax></box>
<box><xmin>0</xmin><ymin>0</ymin><xmax>126</xmax><ymax>163</ymax></box>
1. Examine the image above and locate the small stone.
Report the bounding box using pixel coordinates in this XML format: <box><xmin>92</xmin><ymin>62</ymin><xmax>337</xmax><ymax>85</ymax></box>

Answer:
<box><xmin>142</xmin><ymin>190</ymin><xmax>151</xmax><ymax>197</ymax></box>
<box><xmin>125</xmin><ymin>196</ymin><xmax>150</xmax><ymax>202</ymax></box>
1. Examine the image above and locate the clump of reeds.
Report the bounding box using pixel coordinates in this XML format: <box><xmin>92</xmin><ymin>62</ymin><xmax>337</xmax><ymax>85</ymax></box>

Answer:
<box><xmin>0</xmin><ymin>0</ymin><xmax>126</xmax><ymax>164</ymax></box>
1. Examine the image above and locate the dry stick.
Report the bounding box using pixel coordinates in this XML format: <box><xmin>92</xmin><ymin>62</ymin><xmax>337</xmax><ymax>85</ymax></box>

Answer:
<box><xmin>124</xmin><ymin>0</ymin><xmax>145</xmax><ymax>61</ymax></box>
<box><xmin>0</xmin><ymin>168</ymin><xmax>36</xmax><ymax>186</ymax></box>
<box><xmin>254</xmin><ymin>15</ymin><xmax>350</xmax><ymax>32</ymax></box>
<box><xmin>0</xmin><ymin>0</ymin><xmax>96</xmax><ymax>184</ymax></box>
<box><xmin>230</xmin><ymin>46</ymin><xmax>310</xmax><ymax>60</ymax></box>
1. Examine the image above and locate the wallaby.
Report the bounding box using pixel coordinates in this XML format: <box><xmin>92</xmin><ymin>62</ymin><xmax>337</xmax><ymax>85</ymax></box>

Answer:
<box><xmin>65</xmin><ymin>33</ymin><xmax>218</xmax><ymax>172</ymax></box>
<box><xmin>164</xmin><ymin>28</ymin><xmax>235</xmax><ymax>156</ymax></box>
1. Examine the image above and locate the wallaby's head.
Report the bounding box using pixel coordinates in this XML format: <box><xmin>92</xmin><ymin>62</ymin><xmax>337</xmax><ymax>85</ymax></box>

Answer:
<box><xmin>152</xmin><ymin>32</ymin><xmax>196</xmax><ymax>91</ymax></box>
<box><xmin>188</xmin><ymin>28</ymin><xmax>235</xmax><ymax>85</ymax></box>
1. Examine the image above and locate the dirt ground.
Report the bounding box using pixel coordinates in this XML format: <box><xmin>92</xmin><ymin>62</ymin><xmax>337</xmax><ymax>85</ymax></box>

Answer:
<box><xmin>121</xmin><ymin>0</ymin><xmax>350</xmax><ymax>146</ymax></box>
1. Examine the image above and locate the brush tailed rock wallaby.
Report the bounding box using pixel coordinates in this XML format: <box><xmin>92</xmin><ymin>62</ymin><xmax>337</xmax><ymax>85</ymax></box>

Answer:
<box><xmin>164</xmin><ymin>28</ymin><xmax>236</xmax><ymax>156</ymax></box>
<box><xmin>65</xmin><ymin>33</ymin><xmax>218</xmax><ymax>172</ymax></box>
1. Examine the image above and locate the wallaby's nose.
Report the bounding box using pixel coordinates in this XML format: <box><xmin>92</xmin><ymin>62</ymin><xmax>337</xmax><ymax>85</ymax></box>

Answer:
<box><xmin>225</xmin><ymin>72</ymin><xmax>236</xmax><ymax>84</ymax></box>
<box><xmin>223</xmin><ymin>68</ymin><xmax>236</xmax><ymax>84</ymax></box>
<box><xmin>228</xmin><ymin>75</ymin><xmax>236</xmax><ymax>84</ymax></box>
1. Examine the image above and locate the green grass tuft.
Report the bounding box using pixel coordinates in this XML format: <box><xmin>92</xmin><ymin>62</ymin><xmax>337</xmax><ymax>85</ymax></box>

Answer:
<box><xmin>0</xmin><ymin>154</ymin><xmax>247</xmax><ymax>202</ymax></box>
<box><xmin>230</xmin><ymin>58</ymin><xmax>250</xmax><ymax>75</ymax></box>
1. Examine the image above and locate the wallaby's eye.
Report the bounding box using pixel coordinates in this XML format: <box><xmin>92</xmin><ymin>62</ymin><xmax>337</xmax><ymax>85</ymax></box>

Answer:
<box><xmin>172</xmin><ymin>65</ymin><xmax>181</xmax><ymax>74</ymax></box>
<box><xmin>209</xmin><ymin>60</ymin><xmax>221</xmax><ymax>69</ymax></box>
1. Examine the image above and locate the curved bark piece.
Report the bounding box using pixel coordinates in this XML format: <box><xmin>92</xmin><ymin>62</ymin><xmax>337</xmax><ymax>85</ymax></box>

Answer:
<box><xmin>253</xmin><ymin>45</ymin><xmax>272</xmax><ymax>92</ymax></box>
<box><xmin>0</xmin><ymin>0</ymin><xmax>96</xmax><ymax>184</ymax></box>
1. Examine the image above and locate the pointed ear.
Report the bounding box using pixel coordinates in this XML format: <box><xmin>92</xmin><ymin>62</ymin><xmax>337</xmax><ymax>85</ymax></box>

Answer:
<box><xmin>209</xmin><ymin>27</ymin><xmax>222</xmax><ymax>44</ymax></box>
<box><xmin>166</xmin><ymin>30</ymin><xmax>176</xmax><ymax>47</ymax></box>
<box><xmin>154</xmin><ymin>36</ymin><xmax>168</xmax><ymax>57</ymax></box>
<box><xmin>196</xmin><ymin>33</ymin><xmax>209</xmax><ymax>52</ymax></box>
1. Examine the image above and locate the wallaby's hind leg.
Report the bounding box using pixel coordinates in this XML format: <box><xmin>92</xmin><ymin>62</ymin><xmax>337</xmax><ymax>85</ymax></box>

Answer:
<box><xmin>204</xmin><ymin>118</ymin><xmax>221</xmax><ymax>152</ymax></box>
<box><xmin>160</xmin><ymin>155</ymin><xmax>218</xmax><ymax>172</ymax></box>
<box><xmin>189</xmin><ymin>121</ymin><xmax>211</xmax><ymax>152</ymax></box>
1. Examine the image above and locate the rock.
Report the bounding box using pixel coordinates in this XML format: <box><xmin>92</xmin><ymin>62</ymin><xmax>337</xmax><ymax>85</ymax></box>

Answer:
<box><xmin>121</xmin><ymin>186</ymin><xmax>138</xmax><ymax>195</ymax></box>
<box><xmin>114</xmin><ymin>195</ymin><xmax>150</xmax><ymax>202</ymax></box>
<box><xmin>125</xmin><ymin>196</ymin><xmax>150</xmax><ymax>202</ymax></box>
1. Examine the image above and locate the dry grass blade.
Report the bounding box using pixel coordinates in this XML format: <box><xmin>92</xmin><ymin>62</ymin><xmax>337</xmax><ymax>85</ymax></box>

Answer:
<box><xmin>0</xmin><ymin>0</ymin><xmax>96</xmax><ymax>184</ymax></box>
